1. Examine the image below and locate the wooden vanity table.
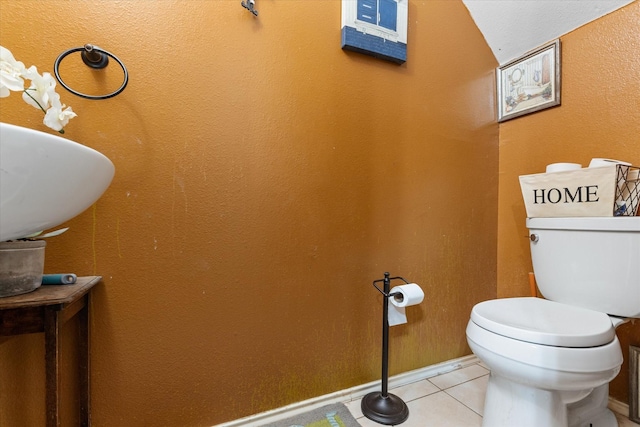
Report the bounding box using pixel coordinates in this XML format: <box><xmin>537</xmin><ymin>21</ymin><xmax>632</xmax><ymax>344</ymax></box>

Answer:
<box><xmin>0</xmin><ymin>275</ymin><xmax>102</xmax><ymax>427</ymax></box>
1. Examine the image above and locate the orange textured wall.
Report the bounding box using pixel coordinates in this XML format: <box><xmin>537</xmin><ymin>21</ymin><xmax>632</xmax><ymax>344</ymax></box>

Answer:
<box><xmin>0</xmin><ymin>1</ymin><xmax>498</xmax><ymax>425</ymax></box>
<box><xmin>497</xmin><ymin>1</ymin><xmax>639</xmax><ymax>403</ymax></box>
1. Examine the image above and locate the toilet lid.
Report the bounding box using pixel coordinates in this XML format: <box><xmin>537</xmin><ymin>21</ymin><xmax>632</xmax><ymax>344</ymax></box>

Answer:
<box><xmin>471</xmin><ymin>297</ymin><xmax>616</xmax><ymax>348</ymax></box>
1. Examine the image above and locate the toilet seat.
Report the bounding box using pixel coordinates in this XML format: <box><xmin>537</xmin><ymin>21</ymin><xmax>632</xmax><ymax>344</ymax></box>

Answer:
<box><xmin>466</xmin><ymin>319</ymin><xmax>622</xmax><ymax>376</ymax></box>
<box><xmin>471</xmin><ymin>297</ymin><xmax>615</xmax><ymax>348</ymax></box>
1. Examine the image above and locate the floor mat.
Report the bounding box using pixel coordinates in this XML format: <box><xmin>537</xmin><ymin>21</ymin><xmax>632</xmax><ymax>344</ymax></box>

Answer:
<box><xmin>258</xmin><ymin>403</ymin><xmax>360</xmax><ymax>427</ymax></box>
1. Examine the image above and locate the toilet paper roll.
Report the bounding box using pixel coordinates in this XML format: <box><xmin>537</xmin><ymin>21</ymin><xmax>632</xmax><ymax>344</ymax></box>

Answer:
<box><xmin>588</xmin><ymin>158</ymin><xmax>631</xmax><ymax>168</ymax></box>
<box><xmin>588</xmin><ymin>159</ymin><xmax>638</xmax><ymax>207</ymax></box>
<box><xmin>388</xmin><ymin>283</ymin><xmax>424</xmax><ymax>327</ymax></box>
<box><xmin>545</xmin><ymin>163</ymin><xmax>582</xmax><ymax>173</ymax></box>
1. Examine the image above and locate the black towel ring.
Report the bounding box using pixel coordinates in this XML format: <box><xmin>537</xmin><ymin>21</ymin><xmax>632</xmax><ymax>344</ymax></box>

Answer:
<box><xmin>54</xmin><ymin>44</ymin><xmax>128</xmax><ymax>100</ymax></box>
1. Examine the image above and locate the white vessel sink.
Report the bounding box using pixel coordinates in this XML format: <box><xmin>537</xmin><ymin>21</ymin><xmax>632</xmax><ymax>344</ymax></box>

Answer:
<box><xmin>0</xmin><ymin>122</ymin><xmax>115</xmax><ymax>241</ymax></box>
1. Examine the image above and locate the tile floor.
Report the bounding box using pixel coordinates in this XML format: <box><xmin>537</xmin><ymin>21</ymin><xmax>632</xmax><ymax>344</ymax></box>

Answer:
<box><xmin>344</xmin><ymin>362</ymin><xmax>640</xmax><ymax>427</ymax></box>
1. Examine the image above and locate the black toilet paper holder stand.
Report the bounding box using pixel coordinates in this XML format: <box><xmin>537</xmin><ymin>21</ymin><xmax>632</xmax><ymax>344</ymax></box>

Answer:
<box><xmin>362</xmin><ymin>272</ymin><xmax>410</xmax><ymax>425</ymax></box>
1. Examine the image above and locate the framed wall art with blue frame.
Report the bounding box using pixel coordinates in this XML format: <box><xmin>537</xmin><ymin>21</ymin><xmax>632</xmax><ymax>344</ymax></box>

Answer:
<box><xmin>341</xmin><ymin>0</ymin><xmax>408</xmax><ymax>64</ymax></box>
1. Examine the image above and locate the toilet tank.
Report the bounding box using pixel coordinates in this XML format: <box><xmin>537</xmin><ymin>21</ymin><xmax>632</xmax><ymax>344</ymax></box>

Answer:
<box><xmin>527</xmin><ymin>217</ymin><xmax>640</xmax><ymax>318</ymax></box>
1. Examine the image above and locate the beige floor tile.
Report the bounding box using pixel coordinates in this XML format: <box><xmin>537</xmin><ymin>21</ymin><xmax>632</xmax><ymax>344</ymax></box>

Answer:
<box><xmin>403</xmin><ymin>392</ymin><xmax>482</xmax><ymax>427</ymax></box>
<box><xmin>344</xmin><ymin>398</ymin><xmax>363</xmax><ymax>419</ymax></box>
<box><xmin>356</xmin><ymin>415</ymin><xmax>391</xmax><ymax>427</ymax></box>
<box><xmin>616</xmin><ymin>411</ymin><xmax>640</xmax><ymax>427</ymax></box>
<box><xmin>444</xmin><ymin>374</ymin><xmax>489</xmax><ymax>415</ymax></box>
<box><xmin>390</xmin><ymin>379</ymin><xmax>440</xmax><ymax>403</ymax></box>
<box><xmin>428</xmin><ymin>364</ymin><xmax>489</xmax><ymax>390</ymax></box>
<box><xmin>344</xmin><ymin>361</ymin><xmax>640</xmax><ymax>427</ymax></box>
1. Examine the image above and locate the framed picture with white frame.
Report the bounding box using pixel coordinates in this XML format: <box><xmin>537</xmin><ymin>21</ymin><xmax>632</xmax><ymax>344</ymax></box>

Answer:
<box><xmin>497</xmin><ymin>40</ymin><xmax>561</xmax><ymax>122</ymax></box>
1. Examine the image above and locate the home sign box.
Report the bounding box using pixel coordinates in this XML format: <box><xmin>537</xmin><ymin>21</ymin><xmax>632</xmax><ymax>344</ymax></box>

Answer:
<box><xmin>519</xmin><ymin>165</ymin><xmax>640</xmax><ymax>217</ymax></box>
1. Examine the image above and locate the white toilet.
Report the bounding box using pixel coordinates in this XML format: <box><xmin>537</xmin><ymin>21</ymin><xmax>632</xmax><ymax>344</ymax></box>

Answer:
<box><xmin>466</xmin><ymin>216</ymin><xmax>640</xmax><ymax>427</ymax></box>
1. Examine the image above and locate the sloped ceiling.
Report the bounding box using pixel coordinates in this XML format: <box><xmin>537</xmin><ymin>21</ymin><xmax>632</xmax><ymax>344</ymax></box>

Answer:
<box><xmin>462</xmin><ymin>0</ymin><xmax>636</xmax><ymax>65</ymax></box>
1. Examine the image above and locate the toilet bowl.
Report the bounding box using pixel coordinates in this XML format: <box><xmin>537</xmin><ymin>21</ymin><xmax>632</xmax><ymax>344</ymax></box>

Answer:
<box><xmin>467</xmin><ymin>298</ymin><xmax>623</xmax><ymax>427</ymax></box>
<box><xmin>466</xmin><ymin>216</ymin><xmax>640</xmax><ymax>427</ymax></box>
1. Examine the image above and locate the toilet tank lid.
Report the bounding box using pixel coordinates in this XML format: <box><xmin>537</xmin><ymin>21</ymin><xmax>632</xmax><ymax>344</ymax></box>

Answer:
<box><xmin>526</xmin><ymin>216</ymin><xmax>640</xmax><ymax>232</ymax></box>
<box><xmin>471</xmin><ymin>297</ymin><xmax>616</xmax><ymax>348</ymax></box>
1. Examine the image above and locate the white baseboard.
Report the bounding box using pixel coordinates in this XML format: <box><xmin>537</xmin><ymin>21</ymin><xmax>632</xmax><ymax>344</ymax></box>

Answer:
<box><xmin>608</xmin><ymin>397</ymin><xmax>629</xmax><ymax>417</ymax></box>
<box><xmin>215</xmin><ymin>355</ymin><xmax>480</xmax><ymax>426</ymax></box>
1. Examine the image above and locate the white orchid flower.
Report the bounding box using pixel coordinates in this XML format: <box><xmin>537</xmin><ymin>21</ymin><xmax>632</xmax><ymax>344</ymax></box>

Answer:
<box><xmin>0</xmin><ymin>45</ymin><xmax>76</xmax><ymax>133</ymax></box>
<box><xmin>0</xmin><ymin>45</ymin><xmax>27</xmax><ymax>97</ymax></box>
<box><xmin>21</xmin><ymin>66</ymin><xmax>57</xmax><ymax>112</ymax></box>
<box><xmin>43</xmin><ymin>98</ymin><xmax>77</xmax><ymax>132</ymax></box>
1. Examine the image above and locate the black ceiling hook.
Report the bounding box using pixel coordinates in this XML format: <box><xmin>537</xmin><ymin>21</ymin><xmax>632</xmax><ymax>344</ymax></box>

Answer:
<box><xmin>241</xmin><ymin>0</ymin><xmax>258</xmax><ymax>16</ymax></box>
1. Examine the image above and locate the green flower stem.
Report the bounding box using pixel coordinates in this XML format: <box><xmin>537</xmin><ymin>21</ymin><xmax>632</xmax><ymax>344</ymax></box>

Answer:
<box><xmin>23</xmin><ymin>89</ymin><xmax>65</xmax><ymax>134</ymax></box>
<box><xmin>23</xmin><ymin>89</ymin><xmax>47</xmax><ymax>113</ymax></box>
